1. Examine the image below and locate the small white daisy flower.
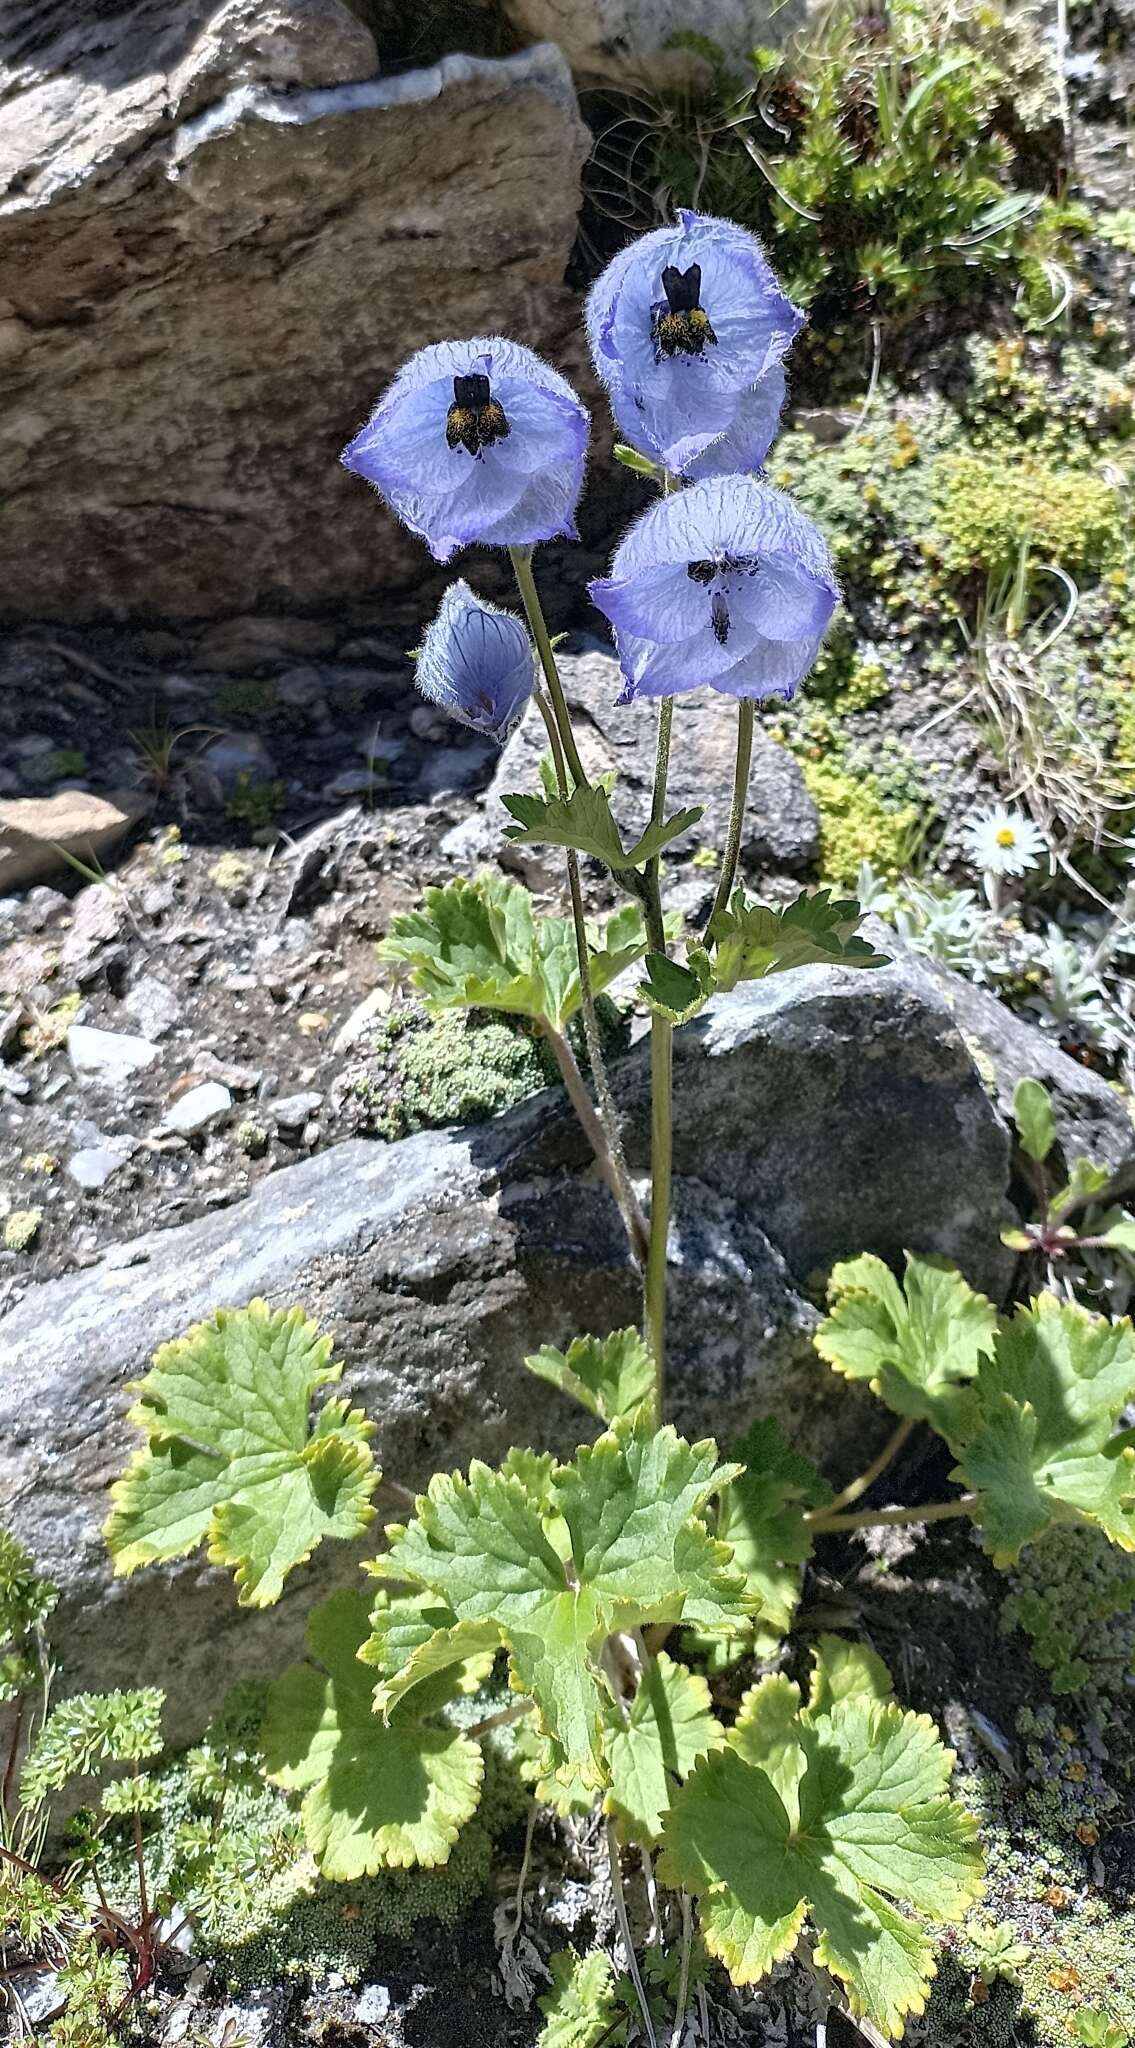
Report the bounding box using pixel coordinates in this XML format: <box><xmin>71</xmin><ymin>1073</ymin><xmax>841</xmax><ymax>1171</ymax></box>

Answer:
<box><xmin>962</xmin><ymin>806</ymin><xmax>1047</xmax><ymax>878</ymax></box>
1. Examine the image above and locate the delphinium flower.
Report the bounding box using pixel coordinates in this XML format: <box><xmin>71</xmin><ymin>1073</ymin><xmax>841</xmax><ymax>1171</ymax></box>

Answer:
<box><xmin>588</xmin><ymin>473</ymin><xmax>838</xmax><ymax>701</ymax></box>
<box><xmin>585</xmin><ymin>210</ymin><xmax>803</xmax><ymax>479</ymax></box>
<box><xmin>962</xmin><ymin>806</ymin><xmax>1047</xmax><ymax>879</ymax></box>
<box><xmin>342</xmin><ymin>338</ymin><xmax>589</xmax><ymax>563</ymax></box>
<box><xmin>415</xmin><ymin>580</ymin><xmax>535</xmax><ymax>741</ymax></box>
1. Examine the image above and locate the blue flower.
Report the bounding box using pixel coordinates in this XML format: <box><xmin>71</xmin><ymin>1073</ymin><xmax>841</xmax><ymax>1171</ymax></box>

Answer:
<box><xmin>588</xmin><ymin>473</ymin><xmax>838</xmax><ymax>701</ymax></box>
<box><xmin>342</xmin><ymin>338</ymin><xmax>589</xmax><ymax>563</ymax></box>
<box><xmin>415</xmin><ymin>580</ymin><xmax>535</xmax><ymax>740</ymax></box>
<box><xmin>585</xmin><ymin>211</ymin><xmax>803</xmax><ymax>477</ymax></box>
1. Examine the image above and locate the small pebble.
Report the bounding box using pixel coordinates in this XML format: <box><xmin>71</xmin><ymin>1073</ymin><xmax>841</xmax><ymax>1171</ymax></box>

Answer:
<box><xmin>161</xmin><ymin>1081</ymin><xmax>232</xmax><ymax>1136</ymax></box>
<box><xmin>68</xmin><ymin>1146</ymin><xmax>128</xmax><ymax>1191</ymax></box>
<box><xmin>269</xmin><ymin>1090</ymin><xmax>324</xmax><ymax>1129</ymax></box>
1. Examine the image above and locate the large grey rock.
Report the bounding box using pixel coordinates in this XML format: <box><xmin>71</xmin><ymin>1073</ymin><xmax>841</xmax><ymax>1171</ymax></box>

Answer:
<box><xmin>447</xmin><ymin>650</ymin><xmax>820</xmax><ymax>876</ymax></box>
<box><xmin>0</xmin><ymin>950</ymin><xmax>1014</xmax><ymax>1740</ymax></box>
<box><xmin>0</xmin><ymin>8</ymin><xmax>588</xmax><ymax>620</ymax></box>
<box><xmin>922</xmin><ymin>959</ymin><xmax>1135</xmax><ymax>1191</ymax></box>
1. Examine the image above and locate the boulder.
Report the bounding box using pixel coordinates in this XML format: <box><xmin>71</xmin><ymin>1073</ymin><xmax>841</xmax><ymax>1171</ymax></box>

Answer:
<box><xmin>922</xmin><ymin>958</ymin><xmax>1135</xmax><ymax>1190</ymax></box>
<box><xmin>445</xmin><ymin>649</ymin><xmax>820</xmax><ymax>876</ymax></box>
<box><xmin>0</xmin><ymin>790</ymin><xmax>147</xmax><ymax>892</ymax></box>
<box><xmin>0</xmin><ymin>949</ymin><xmax>1015</xmax><ymax>1739</ymax></box>
<box><xmin>497</xmin><ymin>0</ymin><xmax>806</xmax><ymax>84</ymax></box>
<box><xmin>0</xmin><ymin>7</ymin><xmax>588</xmax><ymax>620</ymax></box>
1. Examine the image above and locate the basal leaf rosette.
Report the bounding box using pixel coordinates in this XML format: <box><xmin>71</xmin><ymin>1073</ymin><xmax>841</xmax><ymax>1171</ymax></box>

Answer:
<box><xmin>367</xmin><ymin>1424</ymin><xmax>752</xmax><ymax>1787</ymax></box>
<box><xmin>951</xmin><ymin>1295</ymin><xmax>1135</xmax><ymax>1565</ymax></box>
<box><xmin>105</xmin><ymin>1301</ymin><xmax>378</xmax><ymax>1607</ymax></box>
<box><xmin>660</xmin><ymin>1637</ymin><xmax>983</xmax><ymax>2039</ymax></box>
<box><xmin>262</xmin><ymin>1589</ymin><xmax>484</xmax><ymax>1878</ymax></box>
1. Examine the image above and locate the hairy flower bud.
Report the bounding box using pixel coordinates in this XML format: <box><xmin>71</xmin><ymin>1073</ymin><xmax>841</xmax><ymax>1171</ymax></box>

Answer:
<box><xmin>415</xmin><ymin>580</ymin><xmax>535</xmax><ymax>741</ymax></box>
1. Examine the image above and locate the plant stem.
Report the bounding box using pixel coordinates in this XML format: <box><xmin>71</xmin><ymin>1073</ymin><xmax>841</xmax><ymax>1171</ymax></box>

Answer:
<box><xmin>644</xmin><ymin>1020</ymin><xmax>672</xmax><ymax>1418</ymax></box>
<box><xmin>132</xmin><ymin>1796</ymin><xmax>149</xmax><ymax>1929</ymax></box>
<box><xmin>813</xmin><ymin>1416</ymin><xmax>915</xmax><ymax>1519</ymax></box>
<box><xmin>642</xmin><ymin>698</ymin><xmax>674</xmax><ymax>1421</ymax></box>
<box><xmin>704</xmin><ymin>698</ymin><xmax>755</xmax><ymax>936</ymax></box>
<box><xmin>510</xmin><ymin>545</ymin><xmax>588</xmax><ymax>788</ymax></box>
<box><xmin>534</xmin><ymin>674</ymin><xmax>646</xmax><ymax>1267</ymax></box>
<box><xmin>808</xmin><ymin>1495</ymin><xmax>977</xmax><ymax>1536</ymax></box>
<box><xmin>672</xmin><ymin>1892</ymin><xmax>694</xmax><ymax>2048</ymax></box>
<box><xmin>2</xmin><ymin>1695</ymin><xmax>25</xmax><ymax>1818</ymax></box>
<box><xmin>467</xmin><ymin>1697</ymin><xmax>535</xmax><ymax>1740</ymax></box>
<box><xmin>607</xmin><ymin>1820</ymin><xmax>658</xmax><ymax>2048</ymax></box>
<box><xmin>542</xmin><ymin>1023</ymin><xmax>648</xmax><ymax>1262</ymax></box>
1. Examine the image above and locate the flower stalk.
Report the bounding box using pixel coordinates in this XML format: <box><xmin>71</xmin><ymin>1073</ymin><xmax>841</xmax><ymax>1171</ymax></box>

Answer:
<box><xmin>522</xmin><ymin>565</ymin><xmax>647</xmax><ymax>1267</ymax></box>
<box><xmin>510</xmin><ymin>545</ymin><xmax>588</xmax><ymax>789</ymax></box>
<box><xmin>643</xmin><ymin>696</ymin><xmax>675</xmax><ymax>1418</ymax></box>
<box><xmin>705</xmin><ymin>697</ymin><xmax>755</xmax><ymax>935</ymax></box>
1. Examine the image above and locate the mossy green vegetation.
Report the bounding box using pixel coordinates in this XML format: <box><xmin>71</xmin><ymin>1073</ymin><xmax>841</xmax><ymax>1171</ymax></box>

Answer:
<box><xmin>619</xmin><ymin>0</ymin><xmax>1070</xmax><ymax>363</ymax></box>
<box><xmin>801</xmin><ymin>757</ymin><xmax>920</xmax><ymax>886</ymax></box>
<box><xmin>90</xmin><ymin>1679</ymin><xmax>528</xmax><ymax>1992</ymax></box>
<box><xmin>1002</xmin><ymin>1525</ymin><xmax>1135</xmax><ymax>1704</ymax></box>
<box><xmin>345</xmin><ymin>999</ymin><xmax>628</xmax><ymax>1142</ymax></box>
<box><xmin>924</xmin><ymin>1764</ymin><xmax>1135</xmax><ymax>2048</ymax></box>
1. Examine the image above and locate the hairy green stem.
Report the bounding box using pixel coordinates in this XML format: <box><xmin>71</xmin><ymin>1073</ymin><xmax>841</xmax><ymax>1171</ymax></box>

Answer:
<box><xmin>704</xmin><ymin>698</ymin><xmax>755</xmax><ymax>936</ymax></box>
<box><xmin>644</xmin><ymin>1020</ymin><xmax>672</xmax><ymax>1417</ymax></box>
<box><xmin>642</xmin><ymin>697</ymin><xmax>674</xmax><ymax>1419</ymax></box>
<box><xmin>531</xmin><ymin>641</ymin><xmax>646</xmax><ymax>1266</ymax></box>
<box><xmin>510</xmin><ymin>545</ymin><xmax>588</xmax><ymax>788</ymax></box>
<box><xmin>542</xmin><ymin>1022</ymin><xmax>648</xmax><ymax>1263</ymax></box>
<box><xmin>808</xmin><ymin>1494</ymin><xmax>976</xmax><ymax>1535</ymax></box>
<box><xmin>673</xmin><ymin>1892</ymin><xmax>694</xmax><ymax>2047</ymax></box>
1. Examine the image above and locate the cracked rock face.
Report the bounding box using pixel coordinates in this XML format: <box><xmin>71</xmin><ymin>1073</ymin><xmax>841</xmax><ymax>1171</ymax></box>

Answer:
<box><xmin>0</xmin><ymin>5</ymin><xmax>589</xmax><ymax>618</ymax></box>
<box><xmin>0</xmin><ymin>956</ymin><xmax>1015</xmax><ymax>1740</ymax></box>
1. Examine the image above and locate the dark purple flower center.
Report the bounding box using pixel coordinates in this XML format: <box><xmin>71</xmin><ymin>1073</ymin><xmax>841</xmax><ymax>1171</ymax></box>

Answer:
<box><xmin>446</xmin><ymin>373</ymin><xmax>511</xmax><ymax>459</ymax></box>
<box><xmin>651</xmin><ymin>264</ymin><xmax>719</xmax><ymax>363</ymax></box>
<box><xmin>686</xmin><ymin>553</ymin><xmax>760</xmax><ymax>646</ymax></box>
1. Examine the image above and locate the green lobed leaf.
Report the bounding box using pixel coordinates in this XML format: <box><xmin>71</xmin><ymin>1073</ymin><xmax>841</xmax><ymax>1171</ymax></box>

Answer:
<box><xmin>1012</xmin><ymin>1078</ymin><xmax>1056</xmax><ymax>1165</ymax></box>
<box><xmin>538</xmin><ymin>1949</ymin><xmax>618</xmax><ymax>2048</ymax></box>
<box><xmin>951</xmin><ymin>1294</ymin><xmax>1135</xmax><ymax>1564</ymax></box>
<box><xmin>378</xmin><ymin>872</ymin><xmax>650</xmax><ymax>1031</ymax></box>
<box><xmin>636</xmin><ymin>948</ymin><xmax>714</xmax><ymax>1025</ymax></box>
<box><xmin>525</xmin><ymin>1329</ymin><xmax>656</xmax><ymax>1427</ymax></box>
<box><xmin>604</xmin><ymin>1649</ymin><xmax>724</xmax><ymax>1846</ymax></box>
<box><xmin>709</xmin><ymin>887</ymin><xmax>889</xmax><ymax>990</ymax></box>
<box><xmin>1051</xmin><ymin>1157</ymin><xmax>1115</xmax><ymax>1219</ymax></box>
<box><xmin>262</xmin><ymin>1589</ymin><xmax>483</xmax><ymax>1877</ymax></box>
<box><xmin>370</xmin><ymin>1426</ymin><xmax>750</xmax><ymax>1783</ymax></box>
<box><xmin>815</xmin><ymin>1253</ymin><xmax>998</xmax><ymax>1431</ymax></box>
<box><xmin>104</xmin><ymin>1301</ymin><xmax>378</xmax><ymax>1607</ymax></box>
<box><xmin>501</xmin><ymin>782</ymin><xmax>703</xmax><ymax>873</ymax></box>
<box><xmin>22</xmin><ymin>1688</ymin><xmax>165</xmax><ymax>1806</ymax></box>
<box><xmin>660</xmin><ymin>1640</ymin><xmax>983</xmax><ymax>2038</ymax></box>
<box><xmin>710</xmin><ymin>1419</ymin><xmax>833</xmax><ymax>1653</ymax></box>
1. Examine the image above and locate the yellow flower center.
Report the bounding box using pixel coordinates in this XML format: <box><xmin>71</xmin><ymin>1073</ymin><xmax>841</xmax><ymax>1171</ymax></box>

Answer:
<box><xmin>995</xmin><ymin>827</ymin><xmax>1017</xmax><ymax>847</ymax></box>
